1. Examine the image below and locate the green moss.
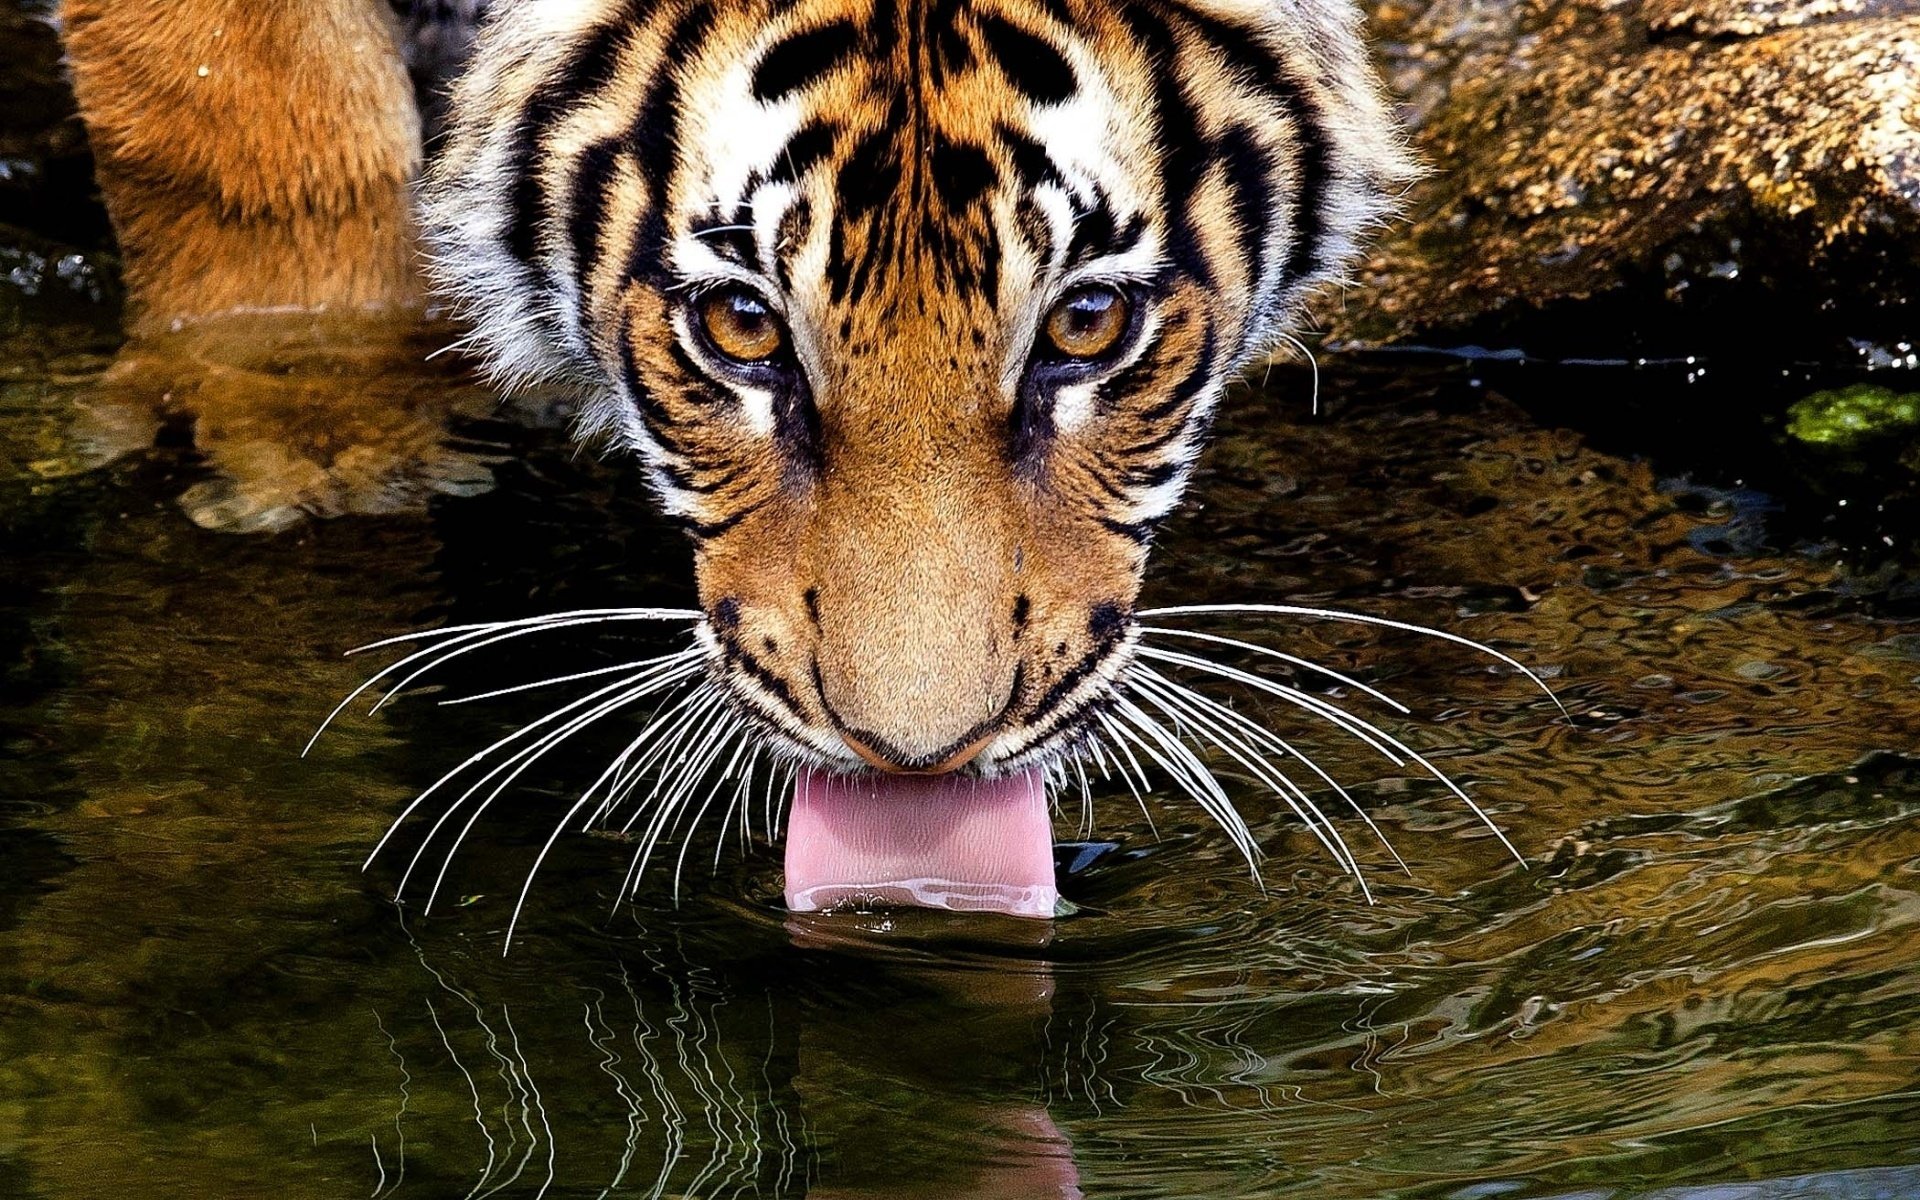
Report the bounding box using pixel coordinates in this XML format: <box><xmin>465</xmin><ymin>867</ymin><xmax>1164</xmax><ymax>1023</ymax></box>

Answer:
<box><xmin>1786</xmin><ymin>384</ymin><xmax>1920</xmax><ymax>448</ymax></box>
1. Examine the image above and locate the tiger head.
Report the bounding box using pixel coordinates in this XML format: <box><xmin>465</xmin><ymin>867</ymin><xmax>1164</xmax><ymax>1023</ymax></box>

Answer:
<box><xmin>424</xmin><ymin>0</ymin><xmax>1411</xmax><ymax>842</ymax></box>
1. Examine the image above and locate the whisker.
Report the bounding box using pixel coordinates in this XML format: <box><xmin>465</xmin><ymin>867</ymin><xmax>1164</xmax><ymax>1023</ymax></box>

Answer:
<box><xmin>1111</xmin><ymin>697</ymin><xmax>1263</xmax><ymax>877</ymax></box>
<box><xmin>1137</xmin><ymin>626</ymin><xmax>1410</xmax><ymax>713</ymax></box>
<box><xmin>580</xmin><ymin>681</ymin><xmax>714</xmax><ymax>831</ymax></box>
<box><xmin>439</xmin><ymin>657</ymin><xmax>689</xmax><ymax>707</ymax></box>
<box><xmin>1093</xmin><ymin>712</ymin><xmax>1161</xmax><ymax>839</ymax></box>
<box><xmin>613</xmin><ymin>689</ymin><xmax>733</xmax><ymax>835</ymax></box>
<box><xmin>1137</xmin><ymin>602</ymin><xmax>1565</xmax><ymax>715</ymax></box>
<box><xmin>771</xmin><ymin>759</ymin><xmax>799</xmax><ymax>841</ymax></box>
<box><xmin>346</xmin><ymin>608</ymin><xmax>700</xmax><ymax>657</ymax></box>
<box><xmin>1130</xmin><ymin>669</ymin><xmax>1370</xmax><ymax>898</ymax></box>
<box><xmin>1138</xmin><ymin>645</ymin><xmax>1405</xmax><ymax>763</ymax></box>
<box><xmin>368</xmin><ymin>615</ymin><xmax>689</xmax><ymax>717</ymax></box>
<box><xmin>499</xmin><ymin>674</ymin><xmax>712</xmax><ymax>952</ymax></box>
<box><xmin>670</xmin><ymin>724</ymin><xmax>756</xmax><ymax>901</ymax></box>
<box><xmin>1274</xmin><ymin>330</ymin><xmax>1321</xmax><ymax>416</ymax></box>
<box><xmin>611</xmin><ymin>689</ymin><xmax>734</xmax><ymax>904</ymax></box>
<box><xmin>363</xmin><ymin>660</ymin><xmax>696</xmax><ymax>871</ymax></box>
<box><xmin>1135</xmin><ymin>666</ymin><xmax>1410</xmax><ymax>875</ymax></box>
<box><xmin>416</xmin><ymin>664</ymin><xmax>699</xmax><ymax>913</ymax></box>
<box><xmin>1072</xmin><ymin>755</ymin><xmax>1094</xmax><ymax>840</ymax></box>
<box><xmin>1139</xmin><ymin>645</ymin><xmax>1524</xmax><ymax>865</ymax></box>
<box><xmin>308</xmin><ymin>608</ymin><xmax>700</xmax><ymax>755</ymax></box>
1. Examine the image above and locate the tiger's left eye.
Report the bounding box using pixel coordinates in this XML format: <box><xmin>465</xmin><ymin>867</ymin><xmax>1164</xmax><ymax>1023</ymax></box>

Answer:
<box><xmin>698</xmin><ymin>289</ymin><xmax>785</xmax><ymax>364</ymax></box>
<box><xmin>1042</xmin><ymin>285</ymin><xmax>1130</xmax><ymax>361</ymax></box>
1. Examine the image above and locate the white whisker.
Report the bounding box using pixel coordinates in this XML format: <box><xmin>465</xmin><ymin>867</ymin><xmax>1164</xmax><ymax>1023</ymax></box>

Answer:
<box><xmin>1138</xmin><ymin>626</ymin><xmax>1410</xmax><ymax>713</ymax></box>
<box><xmin>1138</xmin><ymin>603</ymin><xmax>1565</xmax><ymax>715</ymax></box>
<box><xmin>1112</xmin><ymin>697</ymin><xmax>1263</xmax><ymax>877</ymax></box>
<box><xmin>1093</xmin><ymin>712</ymin><xmax>1161</xmax><ymax>839</ymax></box>
<box><xmin>308</xmin><ymin>608</ymin><xmax>700</xmax><ymax>755</ymax></box>
<box><xmin>1138</xmin><ymin>645</ymin><xmax>1405</xmax><ymax>762</ymax></box>
<box><xmin>1139</xmin><ymin>645</ymin><xmax>1524</xmax><ymax>865</ymax></box>
<box><xmin>1130</xmin><ymin>669</ymin><xmax>1369</xmax><ymax>898</ymax></box>
<box><xmin>439</xmin><ymin>656</ymin><xmax>690</xmax><ymax>707</ymax></box>
<box><xmin>363</xmin><ymin>662</ymin><xmax>693</xmax><ymax>872</ymax></box>
<box><xmin>368</xmin><ymin>615</ymin><xmax>687</xmax><ymax>717</ymax></box>
<box><xmin>499</xmin><ymin>673</ymin><xmax>711</xmax><ymax>952</ymax></box>
<box><xmin>1134</xmin><ymin>665</ymin><xmax>1409</xmax><ymax>875</ymax></box>
<box><xmin>416</xmin><ymin>665</ymin><xmax>697</xmax><ymax>913</ymax></box>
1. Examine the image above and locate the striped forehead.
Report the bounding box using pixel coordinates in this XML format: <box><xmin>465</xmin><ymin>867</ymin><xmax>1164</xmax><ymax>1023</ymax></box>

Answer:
<box><xmin>665</xmin><ymin>0</ymin><xmax>1163</xmax><ymax>310</ymax></box>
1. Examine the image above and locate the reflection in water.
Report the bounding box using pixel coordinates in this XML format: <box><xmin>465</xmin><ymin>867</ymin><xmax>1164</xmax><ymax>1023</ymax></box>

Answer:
<box><xmin>350</xmin><ymin>917</ymin><xmax>1093</xmax><ymax>1198</ymax></box>
<box><xmin>54</xmin><ymin>313</ymin><xmax>552</xmax><ymax>532</ymax></box>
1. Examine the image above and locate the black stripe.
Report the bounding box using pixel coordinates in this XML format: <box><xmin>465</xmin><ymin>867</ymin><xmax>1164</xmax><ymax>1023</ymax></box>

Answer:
<box><xmin>828</xmin><ymin>113</ymin><xmax>904</xmax><ymax>303</ymax></box>
<box><xmin>975</xmin><ymin>14</ymin><xmax>1076</xmax><ymax>103</ymax></box>
<box><xmin>1137</xmin><ymin>325</ymin><xmax>1216</xmax><ymax>423</ymax></box>
<box><xmin>1025</xmin><ymin>631</ymin><xmax>1127</xmax><ymax>727</ymax></box>
<box><xmin>751</xmin><ymin>19</ymin><xmax>861</xmax><ymax>100</ymax></box>
<box><xmin>773</xmin><ymin>195</ymin><xmax>812</xmax><ymax>292</ymax></box>
<box><xmin>1156</xmin><ymin>0</ymin><xmax>1331</xmax><ymax>285</ymax></box>
<box><xmin>931</xmin><ymin>136</ymin><xmax>997</xmax><ymax>210</ymax></box>
<box><xmin>1122</xmin><ymin>459</ymin><xmax>1182</xmax><ymax>488</ymax></box>
<box><xmin>1012</xmin><ymin>195</ymin><xmax>1054</xmax><ymax>265</ymax></box>
<box><xmin>565</xmin><ymin>139</ymin><xmax>626</xmax><ymax>295</ymax></box>
<box><xmin>658</xmin><ymin>459</ymin><xmax>738</xmax><ymax>493</ymax></box>
<box><xmin>1213</xmin><ymin>122</ymin><xmax>1276</xmax><ymax>293</ymax></box>
<box><xmin>1117</xmin><ymin>3</ymin><xmax>1210</xmax><ymax>286</ymax></box>
<box><xmin>774</xmin><ymin>376</ymin><xmax>823</xmax><ymax>484</ymax></box>
<box><xmin>675</xmin><ymin>498</ymin><xmax>765</xmax><ymax>541</ymax></box>
<box><xmin>997</xmin><ymin>124</ymin><xmax>1063</xmax><ymax>192</ymax></box>
<box><xmin>618</xmin><ymin>324</ymin><xmax>686</xmax><ymax>441</ymax></box>
<box><xmin>505</xmin><ymin>16</ymin><xmax>638</xmax><ymax>270</ymax></box>
<box><xmin>611</xmin><ymin>0</ymin><xmax>718</xmax><ymax>286</ymax></box>
<box><xmin>769</xmin><ymin>119</ymin><xmax>840</xmax><ymax>184</ymax></box>
<box><xmin>1098</xmin><ymin>516</ymin><xmax>1155</xmax><ymax>544</ymax></box>
<box><xmin>723</xmin><ymin>639</ymin><xmax>806</xmax><ymax>717</ymax></box>
<box><xmin>1065</xmin><ymin>202</ymin><xmax>1147</xmax><ymax>268</ymax></box>
<box><xmin>688</xmin><ymin>213</ymin><xmax>762</xmax><ymax>271</ymax></box>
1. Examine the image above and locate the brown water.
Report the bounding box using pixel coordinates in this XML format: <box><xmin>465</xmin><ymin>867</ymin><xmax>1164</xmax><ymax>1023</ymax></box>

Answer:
<box><xmin>2</xmin><ymin>303</ymin><xmax>1919</xmax><ymax>1199</ymax></box>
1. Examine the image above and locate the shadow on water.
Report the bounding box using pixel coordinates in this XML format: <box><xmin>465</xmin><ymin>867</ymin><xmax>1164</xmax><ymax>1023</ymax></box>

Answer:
<box><xmin>3</xmin><ymin>290</ymin><xmax>1920</xmax><ymax>1199</ymax></box>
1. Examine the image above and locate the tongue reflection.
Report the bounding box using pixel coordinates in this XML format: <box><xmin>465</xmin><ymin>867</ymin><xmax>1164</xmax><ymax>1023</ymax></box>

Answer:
<box><xmin>783</xmin><ymin>767</ymin><xmax>1057</xmax><ymax>918</ymax></box>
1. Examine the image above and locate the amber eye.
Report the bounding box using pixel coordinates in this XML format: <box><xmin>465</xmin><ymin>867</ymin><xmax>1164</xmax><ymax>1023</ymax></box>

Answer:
<box><xmin>1042</xmin><ymin>285</ymin><xmax>1130</xmax><ymax>361</ymax></box>
<box><xmin>697</xmin><ymin>289</ymin><xmax>785</xmax><ymax>364</ymax></box>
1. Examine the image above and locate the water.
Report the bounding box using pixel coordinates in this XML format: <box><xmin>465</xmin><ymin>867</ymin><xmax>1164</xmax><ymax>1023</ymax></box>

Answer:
<box><xmin>3</xmin><ymin>294</ymin><xmax>1917</xmax><ymax>1200</ymax></box>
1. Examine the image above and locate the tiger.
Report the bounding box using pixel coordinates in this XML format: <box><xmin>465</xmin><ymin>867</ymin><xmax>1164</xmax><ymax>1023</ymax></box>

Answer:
<box><xmin>62</xmin><ymin>0</ymin><xmax>1422</xmax><ymax>917</ymax></box>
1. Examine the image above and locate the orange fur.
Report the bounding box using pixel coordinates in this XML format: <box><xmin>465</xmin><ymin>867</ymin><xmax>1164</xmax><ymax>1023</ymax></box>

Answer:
<box><xmin>62</xmin><ymin>0</ymin><xmax>424</xmax><ymax>335</ymax></box>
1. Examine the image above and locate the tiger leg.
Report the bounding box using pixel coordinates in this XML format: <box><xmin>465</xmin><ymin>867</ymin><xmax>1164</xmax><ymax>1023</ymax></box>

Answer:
<box><xmin>61</xmin><ymin>1</ymin><xmax>424</xmax><ymax>336</ymax></box>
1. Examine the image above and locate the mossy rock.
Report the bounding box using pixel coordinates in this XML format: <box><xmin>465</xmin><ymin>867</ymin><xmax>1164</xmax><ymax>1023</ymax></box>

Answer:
<box><xmin>1786</xmin><ymin>385</ymin><xmax>1920</xmax><ymax>450</ymax></box>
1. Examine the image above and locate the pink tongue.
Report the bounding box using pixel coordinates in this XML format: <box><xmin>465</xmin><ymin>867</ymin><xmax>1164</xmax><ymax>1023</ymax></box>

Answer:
<box><xmin>784</xmin><ymin>768</ymin><xmax>1057</xmax><ymax>918</ymax></box>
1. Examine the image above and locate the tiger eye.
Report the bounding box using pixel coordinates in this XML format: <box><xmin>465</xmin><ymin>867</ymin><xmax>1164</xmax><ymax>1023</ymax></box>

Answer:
<box><xmin>1043</xmin><ymin>286</ymin><xmax>1129</xmax><ymax>360</ymax></box>
<box><xmin>698</xmin><ymin>289</ymin><xmax>784</xmax><ymax>363</ymax></box>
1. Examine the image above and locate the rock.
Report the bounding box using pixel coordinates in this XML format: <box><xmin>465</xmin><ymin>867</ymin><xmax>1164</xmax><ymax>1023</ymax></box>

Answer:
<box><xmin>1327</xmin><ymin>0</ymin><xmax>1920</xmax><ymax>356</ymax></box>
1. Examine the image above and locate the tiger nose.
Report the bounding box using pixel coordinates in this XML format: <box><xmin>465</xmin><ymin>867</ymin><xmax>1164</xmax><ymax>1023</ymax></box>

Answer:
<box><xmin>810</xmin><ymin>636</ymin><xmax>1015</xmax><ymax>774</ymax></box>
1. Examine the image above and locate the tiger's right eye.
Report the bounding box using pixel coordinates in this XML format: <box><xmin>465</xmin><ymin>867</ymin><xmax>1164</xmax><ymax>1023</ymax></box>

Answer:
<box><xmin>697</xmin><ymin>289</ymin><xmax>785</xmax><ymax>364</ymax></box>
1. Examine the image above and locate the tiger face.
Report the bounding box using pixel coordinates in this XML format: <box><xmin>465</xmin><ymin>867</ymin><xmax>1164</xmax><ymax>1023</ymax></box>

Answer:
<box><xmin>424</xmin><ymin>0</ymin><xmax>1410</xmax><ymax>823</ymax></box>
